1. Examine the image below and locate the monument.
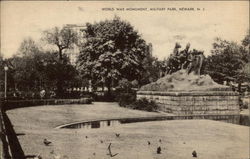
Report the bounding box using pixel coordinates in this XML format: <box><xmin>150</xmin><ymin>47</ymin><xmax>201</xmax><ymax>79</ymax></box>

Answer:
<box><xmin>137</xmin><ymin>43</ymin><xmax>239</xmax><ymax>115</ymax></box>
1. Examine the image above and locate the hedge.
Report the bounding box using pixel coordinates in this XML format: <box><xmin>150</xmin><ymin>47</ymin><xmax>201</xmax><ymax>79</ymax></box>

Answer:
<box><xmin>2</xmin><ymin>98</ymin><xmax>93</xmax><ymax>110</ymax></box>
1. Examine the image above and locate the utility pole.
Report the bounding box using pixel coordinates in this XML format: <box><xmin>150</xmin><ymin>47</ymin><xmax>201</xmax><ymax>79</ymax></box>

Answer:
<box><xmin>4</xmin><ymin>65</ymin><xmax>8</xmax><ymax>100</ymax></box>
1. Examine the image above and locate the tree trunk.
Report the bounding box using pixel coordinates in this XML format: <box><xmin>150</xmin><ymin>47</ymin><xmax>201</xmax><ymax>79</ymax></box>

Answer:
<box><xmin>238</xmin><ymin>82</ymin><xmax>242</xmax><ymax>93</ymax></box>
<box><xmin>56</xmin><ymin>48</ymin><xmax>64</xmax><ymax>98</ymax></box>
<box><xmin>107</xmin><ymin>81</ymin><xmax>111</xmax><ymax>95</ymax></box>
<box><xmin>58</xmin><ymin>49</ymin><xmax>63</xmax><ymax>63</ymax></box>
<box><xmin>106</xmin><ymin>79</ymin><xmax>112</xmax><ymax>101</ymax></box>
<box><xmin>56</xmin><ymin>80</ymin><xmax>63</xmax><ymax>98</ymax></box>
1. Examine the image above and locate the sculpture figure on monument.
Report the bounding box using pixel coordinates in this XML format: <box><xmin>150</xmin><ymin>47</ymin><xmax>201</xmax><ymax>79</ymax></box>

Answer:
<box><xmin>173</xmin><ymin>42</ymin><xmax>181</xmax><ymax>56</ymax></box>
<box><xmin>165</xmin><ymin>43</ymin><xmax>191</xmax><ymax>75</ymax></box>
<box><xmin>164</xmin><ymin>43</ymin><xmax>204</xmax><ymax>76</ymax></box>
<box><xmin>165</xmin><ymin>43</ymin><xmax>181</xmax><ymax>75</ymax></box>
<box><xmin>186</xmin><ymin>49</ymin><xmax>205</xmax><ymax>75</ymax></box>
<box><xmin>178</xmin><ymin>43</ymin><xmax>191</xmax><ymax>69</ymax></box>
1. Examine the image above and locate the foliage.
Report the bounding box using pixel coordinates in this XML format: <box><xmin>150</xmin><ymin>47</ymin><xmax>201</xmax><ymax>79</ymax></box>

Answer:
<box><xmin>3</xmin><ymin>98</ymin><xmax>92</xmax><ymax>110</ymax></box>
<box><xmin>117</xmin><ymin>92</ymin><xmax>136</xmax><ymax>107</ymax></box>
<box><xmin>204</xmin><ymin>37</ymin><xmax>250</xmax><ymax>84</ymax></box>
<box><xmin>117</xmin><ymin>78</ymin><xmax>133</xmax><ymax>92</ymax></box>
<box><xmin>9</xmin><ymin>51</ymin><xmax>58</xmax><ymax>92</ymax></box>
<box><xmin>140</xmin><ymin>53</ymin><xmax>163</xmax><ymax>85</ymax></box>
<box><xmin>125</xmin><ymin>98</ymin><xmax>159</xmax><ymax>112</ymax></box>
<box><xmin>93</xmin><ymin>91</ymin><xmax>117</xmax><ymax>102</ymax></box>
<box><xmin>43</xmin><ymin>26</ymin><xmax>78</xmax><ymax>61</ymax></box>
<box><xmin>116</xmin><ymin>79</ymin><xmax>136</xmax><ymax>105</ymax></box>
<box><xmin>3</xmin><ymin>38</ymin><xmax>82</xmax><ymax>98</ymax></box>
<box><xmin>77</xmin><ymin>16</ymin><xmax>149</xmax><ymax>92</ymax></box>
<box><xmin>239</xmin><ymin>95</ymin><xmax>249</xmax><ymax>109</ymax></box>
<box><xmin>241</xmin><ymin>63</ymin><xmax>250</xmax><ymax>80</ymax></box>
<box><xmin>16</xmin><ymin>38</ymin><xmax>41</xmax><ymax>57</ymax></box>
<box><xmin>44</xmin><ymin>26</ymin><xmax>82</xmax><ymax>94</ymax></box>
<box><xmin>115</xmin><ymin>72</ymin><xmax>158</xmax><ymax>112</ymax></box>
<box><xmin>42</xmin><ymin>26</ymin><xmax>79</xmax><ymax>97</ymax></box>
<box><xmin>242</xmin><ymin>30</ymin><xmax>250</xmax><ymax>49</ymax></box>
<box><xmin>8</xmin><ymin>38</ymin><xmax>46</xmax><ymax>91</ymax></box>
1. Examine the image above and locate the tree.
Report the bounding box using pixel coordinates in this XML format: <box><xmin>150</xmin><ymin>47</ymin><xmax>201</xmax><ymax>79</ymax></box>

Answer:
<box><xmin>43</xmin><ymin>26</ymin><xmax>78</xmax><ymax>96</ymax></box>
<box><xmin>10</xmin><ymin>38</ymin><xmax>44</xmax><ymax>91</ymax></box>
<box><xmin>240</xmin><ymin>31</ymin><xmax>250</xmax><ymax>83</ymax></box>
<box><xmin>5</xmin><ymin>37</ymin><xmax>80</xmax><ymax>99</ymax></box>
<box><xmin>242</xmin><ymin>30</ymin><xmax>250</xmax><ymax>49</ymax></box>
<box><xmin>140</xmin><ymin>54</ymin><xmax>162</xmax><ymax>85</ymax></box>
<box><xmin>77</xmin><ymin>16</ymin><xmax>149</xmax><ymax>93</ymax></box>
<box><xmin>204</xmin><ymin>37</ymin><xmax>250</xmax><ymax>84</ymax></box>
<box><xmin>16</xmin><ymin>37</ymin><xmax>40</xmax><ymax>57</ymax></box>
<box><xmin>43</xmin><ymin>26</ymin><xmax>78</xmax><ymax>62</ymax></box>
<box><xmin>45</xmin><ymin>54</ymin><xmax>80</xmax><ymax>90</ymax></box>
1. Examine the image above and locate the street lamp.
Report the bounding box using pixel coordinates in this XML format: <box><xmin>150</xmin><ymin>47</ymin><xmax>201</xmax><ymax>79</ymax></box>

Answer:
<box><xmin>4</xmin><ymin>65</ymin><xmax>8</xmax><ymax>99</ymax></box>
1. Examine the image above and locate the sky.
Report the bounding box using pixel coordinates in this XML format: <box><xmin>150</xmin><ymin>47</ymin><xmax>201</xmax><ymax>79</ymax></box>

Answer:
<box><xmin>1</xmin><ymin>1</ymin><xmax>249</xmax><ymax>60</ymax></box>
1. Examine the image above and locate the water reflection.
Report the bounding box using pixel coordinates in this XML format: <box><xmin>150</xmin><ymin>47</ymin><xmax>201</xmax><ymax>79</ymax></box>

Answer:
<box><xmin>65</xmin><ymin>120</ymin><xmax>121</xmax><ymax>129</ymax></box>
<box><xmin>61</xmin><ymin>115</ymin><xmax>249</xmax><ymax>129</ymax></box>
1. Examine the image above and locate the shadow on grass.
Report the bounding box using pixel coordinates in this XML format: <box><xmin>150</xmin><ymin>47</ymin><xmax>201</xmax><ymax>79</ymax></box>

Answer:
<box><xmin>25</xmin><ymin>155</ymin><xmax>36</xmax><ymax>158</ymax></box>
<box><xmin>16</xmin><ymin>133</ymin><xmax>26</xmax><ymax>136</ymax></box>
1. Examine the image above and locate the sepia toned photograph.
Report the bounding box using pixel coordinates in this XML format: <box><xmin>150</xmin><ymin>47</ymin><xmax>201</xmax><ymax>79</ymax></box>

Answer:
<box><xmin>0</xmin><ymin>1</ymin><xmax>249</xmax><ymax>159</ymax></box>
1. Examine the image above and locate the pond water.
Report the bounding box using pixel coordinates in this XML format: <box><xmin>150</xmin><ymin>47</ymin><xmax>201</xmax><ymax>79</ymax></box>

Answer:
<box><xmin>58</xmin><ymin>114</ymin><xmax>249</xmax><ymax>129</ymax></box>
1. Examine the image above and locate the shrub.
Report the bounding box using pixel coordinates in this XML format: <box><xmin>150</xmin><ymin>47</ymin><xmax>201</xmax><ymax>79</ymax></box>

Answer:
<box><xmin>117</xmin><ymin>92</ymin><xmax>136</xmax><ymax>107</ymax></box>
<box><xmin>127</xmin><ymin>98</ymin><xmax>158</xmax><ymax>112</ymax></box>
<box><xmin>239</xmin><ymin>96</ymin><xmax>249</xmax><ymax>109</ymax></box>
<box><xmin>116</xmin><ymin>79</ymin><xmax>138</xmax><ymax>105</ymax></box>
<box><xmin>93</xmin><ymin>91</ymin><xmax>116</xmax><ymax>102</ymax></box>
<box><xmin>2</xmin><ymin>98</ymin><xmax>93</xmax><ymax>110</ymax></box>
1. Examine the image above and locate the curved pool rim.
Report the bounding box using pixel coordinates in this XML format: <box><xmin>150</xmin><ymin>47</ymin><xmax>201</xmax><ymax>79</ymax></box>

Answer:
<box><xmin>55</xmin><ymin>114</ymin><xmax>247</xmax><ymax>129</ymax></box>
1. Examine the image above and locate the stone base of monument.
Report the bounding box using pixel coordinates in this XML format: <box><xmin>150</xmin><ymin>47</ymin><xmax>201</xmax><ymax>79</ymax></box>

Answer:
<box><xmin>138</xmin><ymin>70</ymin><xmax>240</xmax><ymax>115</ymax></box>
<box><xmin>137</xmin><ymin>90</ymin><xmax>239</xmax><ymax>115</ymax></box>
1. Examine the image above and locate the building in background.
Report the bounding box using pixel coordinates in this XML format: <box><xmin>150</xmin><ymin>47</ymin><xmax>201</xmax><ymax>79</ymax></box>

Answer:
<box><xmin>64</xmin><ymin>24</ymin><xmax>86</xmax><ymax>65</ymax></box>
<box><xmin>148</xmin><ymin>43</ymin><xmax>153</xmax><ymax>56</ymax></box>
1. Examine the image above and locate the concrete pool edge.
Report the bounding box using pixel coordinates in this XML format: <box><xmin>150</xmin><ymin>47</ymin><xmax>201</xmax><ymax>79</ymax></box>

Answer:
<box><xmin>55</xmin><ymin>114</ymin><xmax>246</xmax><ymax>129</ymax></box>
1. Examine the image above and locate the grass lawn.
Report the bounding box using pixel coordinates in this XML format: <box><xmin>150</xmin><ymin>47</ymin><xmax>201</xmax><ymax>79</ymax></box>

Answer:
<box><xmin>6</xmin><ymin>102</ymin><xmax>249</xmax><ymax>159</ymax></box>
